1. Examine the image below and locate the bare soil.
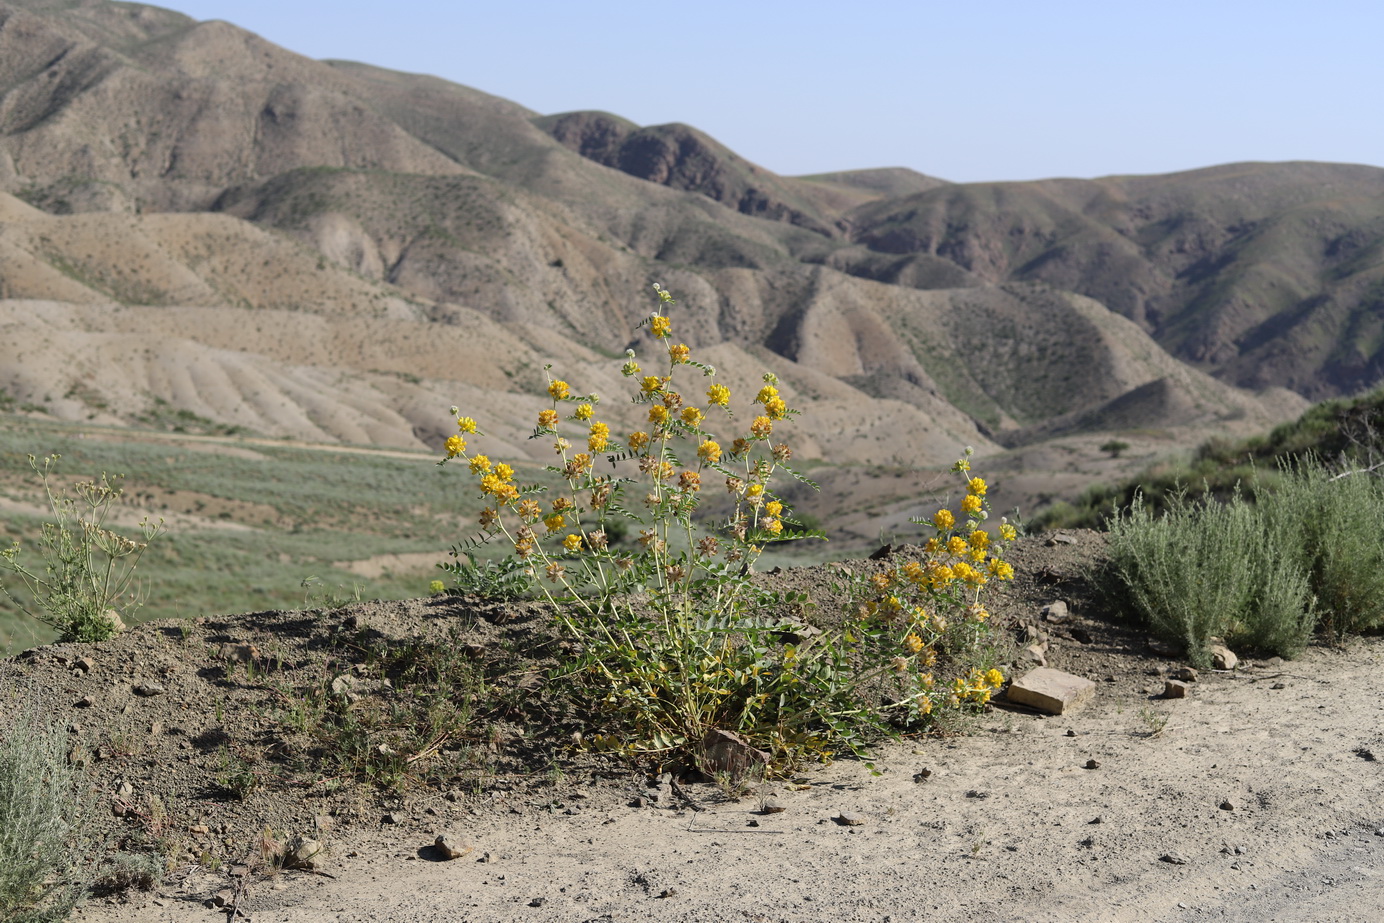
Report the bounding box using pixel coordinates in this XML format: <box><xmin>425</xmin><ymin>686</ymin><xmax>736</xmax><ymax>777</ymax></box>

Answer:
<box><xmin>4</xmin><ymin>530</ymin><xmax>1382</xmax><ymax>922</ymax></box>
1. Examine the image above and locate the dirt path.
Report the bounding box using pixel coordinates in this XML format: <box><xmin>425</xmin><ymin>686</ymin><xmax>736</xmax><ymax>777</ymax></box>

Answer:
<box><xmin>73</xmin><ymin>637</ymin><xmax>1384</xmax><ymax>923</ymax></box>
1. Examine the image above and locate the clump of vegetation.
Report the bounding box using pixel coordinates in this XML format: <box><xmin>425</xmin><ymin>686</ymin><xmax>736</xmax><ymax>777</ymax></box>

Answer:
<box><xmin>0</xmin><ymin>455</ymin><xmax>164</xmax><ymax>642</ymax></box>
<box><xmin>1101</xmin><ymin>459</ymin><xmax>1384</xmax><ymax>665</ymax></box>
<box><xmin>0</xmin><ymin>706</ymin><xmax>90</xmax><ymax>922</ymax></box>
<box><xmin>437</xmin><ymin>285</ymin><xmax>1015</xmax><ymax>772</ymax></box>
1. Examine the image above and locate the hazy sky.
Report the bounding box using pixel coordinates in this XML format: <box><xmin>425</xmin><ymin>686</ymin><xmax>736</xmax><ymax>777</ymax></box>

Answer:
<box><xmin>157</xmin><ymin>0</ymin><xmax>1382</xmax><ymax>183</ymax></box>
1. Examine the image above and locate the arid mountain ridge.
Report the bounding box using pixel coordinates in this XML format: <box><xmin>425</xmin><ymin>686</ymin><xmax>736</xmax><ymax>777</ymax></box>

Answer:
<box><xmin>0</xmin><ymin>0</ymin><xmax>1378</xmax><ymax>527</ymax></box>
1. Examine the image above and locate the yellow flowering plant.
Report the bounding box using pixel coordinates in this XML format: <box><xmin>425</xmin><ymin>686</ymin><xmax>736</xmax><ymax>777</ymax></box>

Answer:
<box><xmin>436</xmin><ymin>286</ymin><xmax>1007</xmax><ymax>771</ymax></box>
<box><xmin>830</xmin><ymin>448</ymin><xmax>1016</xmax><ymax>727</ymax></box>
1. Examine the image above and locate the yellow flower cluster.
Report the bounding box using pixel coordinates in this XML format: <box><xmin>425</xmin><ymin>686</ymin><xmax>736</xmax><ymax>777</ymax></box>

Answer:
<box><xmin>588</xmin><ymin>421</ymin><xmax>609</xmax><ymax>452</ymax></box>
<box><xmin>707</xmin><ymin>383</ymin><xmax>730</xmax><ymax>407</ymax></box>
<box><xmin>445</xmin><ymin>435</ymin><xmax>466</xmax><ymax>457</ymax></box>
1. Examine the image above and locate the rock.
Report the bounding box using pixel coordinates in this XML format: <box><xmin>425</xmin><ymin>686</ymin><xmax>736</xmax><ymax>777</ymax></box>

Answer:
<box><xmin>381</xmin><ymin>813</ymin><xmax>402</xmax><ymax>825</ymax></box>
<box><xmin>1085</xmin><ymin>759</ymin><xmax>1100</xmax><ymax>770</ymax></box>
<box><xmin>1046</xmin><ymin>533</ymin><xmax>1078</xmax><ymax>545</ymax></box>
<box><xmin>116</xmin><ymin>780</ymin><xmax>134</xmax><ymax>798</ymax></box>
<box><xmin>219</xmin><ymin>643</ymin><xmax>260</xmax><ymax>664</ymax></box>
<box><xmin>211</xmin><ymin>890</ymin><xmax>234</xmax><ymax>908</ymax></box>
<box><xmin>1208</xmin><ymin>644</ymin><xmax>1238</xmax><ymax>670</ymax></box>
<box><xmin>759</xmin><ymin>797</ymin><xmax>786</xmax><ymax>814</ymax></box>
<box><xmin>149</xmin><ymin>720</ymin><xmax>163</xmax><ymax>736</ymax></box>
<box><xmin>1270</xmin><ymin>682</ymin><xmax>1286</xmax><ymax>690</ymax></box>
<box><xmin>836</xmin><ymin>812</ymin><xmax>867</xmax><ymax>826</ymax></box>
<box><xmin>1006</xmin><ymin>667</ymin><xmax>1097</xmax><ymax>715</ymax></box>
<box><xmin>913</xmin><ymin>768</ymin><xmax>933</xmax><ymax>783</ymax></box>
<box><xmin>700</xmin><ymin>728</ymin><xmax>770</xmax><ymax>778</ymax></box>
<box><xmin>74</xmin><ymin>656</ymin><xmax>94</xmax><ymax>673</ymax></box>
<box><xmin>74</xmin><ymin>695</ymin><xmax>95</xmax><ymax>709</ymax></box>
<box><xmin>1172</xmin><ymin>667</ymin><xmax>1198</xmax><ymax>682</ymax></box>
<box><xmin>1065</xmin><ymin>729</ymin><xmax>1077</xmax><ymax>737</ymax></box>
<box><xmin>189</xmin><ymin>824</ymin><xmax>210</xmax><ymax>834</ymax></box>
<box><xmin>102</xmin><ymin>609</ymin><xmax>126</xmax><ymax>633</ymax></box>
<box><xmin>1023</xmin><ymin>645</ymin><xmax>1047</xmax><ymax>667</ymax></box>
<box><xmin>1162</xmin><ymin>680</ymin><xmax>1190</xmax><ymax>699</ymax></box>
<box><xmin>1041</xmin><ymin>601</ymin><xmax>1070</xmax><ymax>624</ymax></box>
<box><xmin>434</xmin><ymin>833</ymin><xmax>474</xmax><ymax>860</ymax></box>
<box><xmin>1219</xmin><ymin>799</ymin><xmax>1235</xmax><ymax>811</ymax></box>
<box><xmin>1160</xmin><ymin>852</ymin><xmax>1190</xmax><ymax>865</ymax></box>
<box><xmin>283</xmin><ymin>836</ymin><xmax>323</xmax><ymax>870</ymax></box>
<box><xmin>133</xmin><ymin>683</ymin><xmax>165</xmax><ymax>697</ymax></box>
<box><xmin>444</xmin><ymin>789</ymin><xmax>463</xmax><ymax>803</ymax></box>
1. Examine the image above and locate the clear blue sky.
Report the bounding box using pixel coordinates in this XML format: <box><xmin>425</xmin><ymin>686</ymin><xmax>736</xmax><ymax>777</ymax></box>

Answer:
<box><xmin>157</xmin><ymin>0</ymin><xmax>1382</xmax><ymax>183</ymax></box>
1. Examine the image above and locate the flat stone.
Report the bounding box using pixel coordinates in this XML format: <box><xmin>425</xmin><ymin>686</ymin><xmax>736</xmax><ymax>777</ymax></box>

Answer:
<box><xmin>1172</xmin><ymin>667</ymin><xmax>1198</xmax><ymax>682</ymax></box>
<box><xmin>1041</xmin><ymin>601</ymin><xmax>1070</xmax><ymax>624</ymax></box>
<box><xmin>283</xmin><ymin>836</ymin><xmax>322</xmax><ymax>870</ymax></box>
<box><xmin>434</xmin><ymin>833</ymin><xmax>474</xmax><ymax>860</ymax></box>
<box><xmin>1023</xmin><ymin>645</ymin><xmax>1047</xmax><ymax>667</ymax></box>
<box><xmin>133</xmin><ymin>683</ymin><xmax>164</xmax><ymax>697</ymax></box>
<box><xmin>836</xmin><ymin>812</ymin><xmax>867</xmax><ymax>826</ymax></box>
<box><xmin>1162</xmin><ymin>680</ymin><xmax>1189</xmax><ymax>699</ymax></box>
<box><xmin>1006</xmin><ymin>667</ymin><xmax>1097</xmax><ymax>715</ymax></box>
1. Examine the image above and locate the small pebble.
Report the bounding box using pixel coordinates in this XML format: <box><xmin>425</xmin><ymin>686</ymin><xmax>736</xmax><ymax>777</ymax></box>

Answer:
<box><xmin>837</xmin><ymin>812</ymin><xmax>866</xmax><ymax>826</ymax></box>
<box><xmin>1085</xmin><ymin>759</ymin><xmax>1100</xmax><ymax>770</ymax></box>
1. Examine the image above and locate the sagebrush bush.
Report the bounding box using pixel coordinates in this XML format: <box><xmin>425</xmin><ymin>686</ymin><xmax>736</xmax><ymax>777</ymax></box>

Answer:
<box><xmin>438</xmin><ymin>285</ymin><xmax>1015</xmax><ymax>771</ymax></box>
<box><xmin>0</xmin><ymin>706</ymin><xmax>89</xmax><ymax>922</ymax></box>
<box><xmin>1104</xmin><ymin>459</ymin><xmax>1384</xmax><ymax>663</ymax></box>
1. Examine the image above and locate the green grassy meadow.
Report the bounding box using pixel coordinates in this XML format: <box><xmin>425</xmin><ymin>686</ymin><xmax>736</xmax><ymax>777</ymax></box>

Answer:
<box><xmin>0</xmin><ymin>416</ymin><xmax>488</xmax><ymax>651</ymax></box>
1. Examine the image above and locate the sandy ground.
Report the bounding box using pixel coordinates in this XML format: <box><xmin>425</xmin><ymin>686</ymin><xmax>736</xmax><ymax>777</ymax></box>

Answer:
<box><xmin>71</xmin><ymin>636</ymin><xmax>1384</xmax><ymax>923</ymax></box>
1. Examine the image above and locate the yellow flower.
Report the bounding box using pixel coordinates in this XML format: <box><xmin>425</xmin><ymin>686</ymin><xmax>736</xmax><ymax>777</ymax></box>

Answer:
<box><xmin>764</xmin><ymin>397</ymin><xmax>787</xmax><ymax>420</ymax></box>
<box><xmin>984</xmin><ymin>668</ymin><xmax>1005</xmax><ymax>688</ymax></box>
<box><xmin>548</xmin><ymin>380</ymin><xmax>570</xmax><ymax>401</ymax></box>
<box><xmin>517</xmin><ymin>499</ymin><xmax>542</xmax><ymax>521</ymax></box>
<box><xmin>429</xmin><ymin>579</ymin><xmax>445</xmax><ymax>594</ymax></box>
<box><xmin>628</xmin><ymin>431</ymin><xmax>651</xmax><ymax>452</ymax></box>
<box><xmin>750</xmin><ymin>416</ymin><xmax>773</xmax><ymax>438</ymax></box>
<box><xmin>650</xmin><ymin>315</ymin><xmax>671</xmax><ymax>338</ymax></box>
<box><xmin>562</xmin><ymin>533</ymin><xmax>582</xmax><ymax>553</ymax></box>
<box><xmin>588</xmin><ymin>421</ymin><xmax>609</xmax><ymax>452</ymax></box>
<box><xmin>544</xmin><ymin>512</ymin><xmax>566</xmax><ymax>533</ymax></box>
<box><xmin>988</xmin><ymin>559</ymin><xmax>1015</xmax><ymax>580</ymax></box>
<box><xmin>947</xmin><ymin>536</ymin><xmax>968</xmax><ymax>556</ymax></box>
<box><xmin>961</xmin><ymin>494</ymin><xmax>983</xmax><ymax>514</ymax></box>
<box><xmin>573</xmin><ymin>403</ymin><xmax>594</xmax><ymax>421</ymax></box>
<box><xmin>967</xmin><ymin>477</ymin><xmax>987</xmax><ymax>496</ymax></box>
<box><xmin>923</xmin><ymin>537</ymin><xmax>941</xmax><ymax>554</ymax></box>
<box><xmin>537</xmin><ymin>408</ymin><xmax>560</xmax><ymax>430</ymax></box>
<box><xmin>494</xmin><ymin>463</ymin><xmax>514</xmax><ymax>482</ymax></box>
<box><xmin>765</xmin><ymin>500</ymin><xmax>783</xmax><ymax>517</ymax></box>
<box><xmin>904</xmin><ymin>633</ymin><xmax>923</xmax><ymax>654</ymax></box>
<box><xmin>918</xmin><ymin>697</ymin><xmax>933</xmax><ymax>716</ymax></box>
<box><xmin>649</xmin><ymin>405</ymin><xmax>670</xmax><ymax>426</ymax></box>
<box><xmin>763</xmin><ymin>518</ymin><xmax>783</xmax><ymax>534</ymax></box>
<box><xmin>953</xmin><ymin>457</ymin><xmax>971</xmax><ymax>473</ymax></box>
<box><xmin>745</xmin><ymin>483</ymin><xmax>764</xmax><ymax>499</ymax></box>
<box><xmin>933</xmin><ymin>509</ymin><xmax>955</xmax><ymax>531</ymax></box>
<box><xmin>445</xmin><ymin>435</ymin><xmax>466</xmax><ymax>457</ymax></box>
<box><xmin>969</xmin><ymin>529</ymin><xmax>990</xmax><ymax>549</ymax></box>
<box><xmin>456</xmin><ymin>416</ymin><xmax>478</xmax><ymax>433</ymax></box>
<box><xmin>669</xmin><ymin>343</ymin><xmax>690</xmax><ymax>364</ymax></box>
<box><xmin>755</xmin><ymin>384</ymin><xmax>779</xmax><ymax>405</ymax></box>
<box><xmin>1000</xmin><ymin>523</ymin><xmax>1018</xmax><ymax>542</ymax></box>
<box><xmin>681</xmin><ymin>407</ymin><xmax>704</xmax><ymax>428</ymax></box>
<box><xmin>641</xmin><ymin>375</ymin><xmax>665</xmax><ymax>395</ymax></box>
<box><xmin>707</xmin><ymin>383</ymin><xmax>731</xmax><ymax>407</ymax></box>
<box><xmin>697</xmin><ymin>439</ymin><xmax>722</xmax><ymax>464</ymax></box>
<box><xmin>678</xmin><ymin>471</ymin><xmax>702</xmax><ymax>492</ymax></box>
<box><xmin>469</xmin><ymin>455</ymin><xmax>491</xmax><ymax>475</ymax></box>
